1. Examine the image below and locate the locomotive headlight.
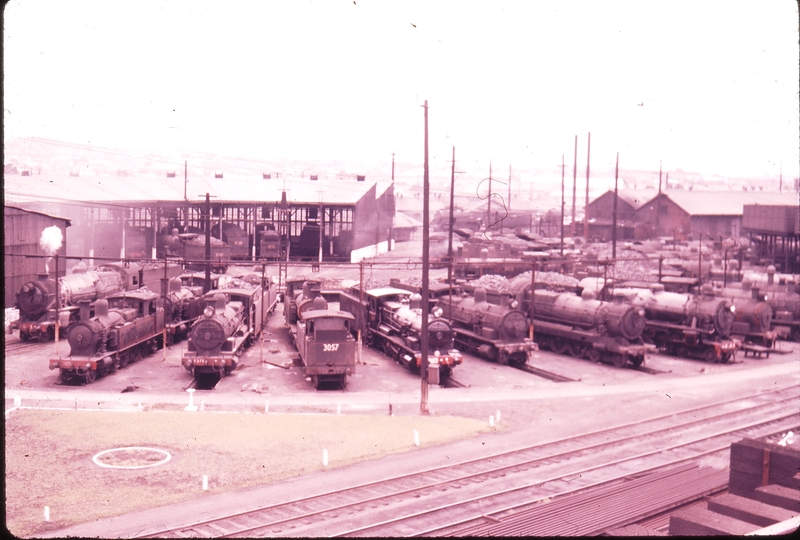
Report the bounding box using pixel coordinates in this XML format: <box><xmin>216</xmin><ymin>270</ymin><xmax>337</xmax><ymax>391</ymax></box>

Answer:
<box><xmin>764</xmin><ymin>295</ymin><xmax>769</xmax><ymax>301</ymax></box>
<box><xmin>729</xmin><ymin>305</ymin><xmax>736</xmax><ymax>313</ymax></box>
<box><xmin>638</xmin><ymin>309</ymin><xmax>645</xmax><ymax>317</ymax></box>
<box><xmin>204</xmin><ymin>306</ymin><xmax>214</xmax><ymax>318</ymax></box>
<box><xmin>510</xmin><ymin>300</ymin><xmax>519</xmax><ymax>309</ymax></box>
<box><xmin>434</xmin><ymin>350</ymin><xmax>440</xmax><ymax>357</ymax></box>
<box><xmin>433</xmin><ymin>307</ymin><xmax>443</xmax><ymax>318</ymax></box>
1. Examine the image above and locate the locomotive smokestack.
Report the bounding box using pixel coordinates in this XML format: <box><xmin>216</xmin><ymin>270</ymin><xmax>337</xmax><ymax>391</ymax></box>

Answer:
<box><xmin>767</xmin><ymin>265</ymin><xmax>776</xmax><ymax>285</ymax></box>
<box><xmin>78</xmin><ymin>300</ymin><xmax>91</xmax><ymax>322</ymax></box>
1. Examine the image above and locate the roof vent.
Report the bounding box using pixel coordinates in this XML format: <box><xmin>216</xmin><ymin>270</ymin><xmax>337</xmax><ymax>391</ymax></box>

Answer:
<box><xmin>214</xmin><ymin>172</ymin><xmax>223</xmax><ymax>179</ymax></box>
<box><xmin>357</xmin><ymin>175</ymin><xmax>366</xmax><ymax>182</ymax></box>
<box><xmin>263</xmin><ymin>173</ymin><xmax>271</xmax><ymax>179</ymax></box>
<box><xmin>310</xmin><ymin>174</ymin><xmax>318</xmax><ymax>181</ymax></box>
<box><xmin>166</xmin><ymin>171</ymin><xmax>176</xmax><ymax>178</ymax></box>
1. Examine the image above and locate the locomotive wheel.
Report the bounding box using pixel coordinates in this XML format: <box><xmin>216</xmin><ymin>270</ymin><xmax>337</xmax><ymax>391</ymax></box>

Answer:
<box><xmin>42</xmin><ymin>327</ymin><xmax>55</xmax><ymax>342</ymax></box>
<box><xmin>19</xmin><ymin>331</ymin><xmax>31</xmax><ymax>342</ymax></box>
<box><xmin>84</xmin><ymin>369</ymin><xmax>96</xmax><ymax>385</ymax></box>
<box><xmin>567</xmin><ymin>342</ymin><xmax>585</xmax><ymax>358</ymax></box>
<box><xmin>630</xmin><ymin>355</ymin><xmax>644</xmax><ymax>367</ymax></box>
<box><xmin>550</xmin><ymin>339</ymin><xmax>567</xmax><ymax>355</ymax></box>
<box><xmin>721</xmin><ymin>352</ymin><xmax>732</xmax><ymax>364</ymax></box>
<box><xmin>584</xmin><ymin>348</ymin><xmax>601</xmax><ymax>363</ymax></box>
<box><xmin>59</xmin><ymin>369</ymin><xmax>71</xmax><ymax>384</ymax></box>
<box><xmin>792</xmin><ymin>327</ymin><xmax>800</xmax><ymax>342</ymax></box>
<box><xmin>536</xmin><ymin>337</ymin><xmax>550</xmax><ymax>351</ymax></box>
<box><xmin>611</xmin><ymin>354</ymin><xmax>627</xmax><ymax>368</ymax></box>
<box><xmin>703</xmin><ymin>348</ymin><xmax>718</xmax><ymax>363</ymax></box>
<box><xmin>119</xmin><ymin>352</ymin><xmax>131</xmax><ymax>368</ymax></box>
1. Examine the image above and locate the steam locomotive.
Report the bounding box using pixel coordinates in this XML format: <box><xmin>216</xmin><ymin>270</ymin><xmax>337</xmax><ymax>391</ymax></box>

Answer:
<box><xmin>159</xmin><ymin>228</ymin><xmax>231</xmax><ymax>272</ymax></box>
<box><xmin>725</xmin><ymin>267</ymin><xmax>800</xmax><ymax>342</ymax></box>
<box><xmin>287</xmin><ymin>283</ymin><xmax>357</xmax><ymax>390</ymax></box>
<box><xmin>49</xmin><ymin>290</ymin><xmax>167</xmax><ymax>385</ymax></box>
<box><xmin>181</xmin><ymin>275</ymin><xmax>276</xmax><ymax>377</ymax></box>
<box><xmin>435</xmin><ymin>287</ymin><xmax>537</xmax><ymax>366</ymax></box>
<box><xmin>612</xmin><ymin>284</ymin><xmax>738</xmax><ymax>362</ymax></box>
<box><xmin>515</xmin><ymin>283</ymin><xmax>649</xmax><ymax>368</ymax></box>
<box><xmin>339</xmin><ymin>286</ymin><xmax>462</xmax><ymax>380</ymax></box>
<box><xmin>711</xmin><ymin>284</ymin><xmax>776</xmax><ymax>347</ymax></box>
<box><xmin>12</xmin><ymin>261</ymin><xmax>180</xmax><ymax>342</ymax></box>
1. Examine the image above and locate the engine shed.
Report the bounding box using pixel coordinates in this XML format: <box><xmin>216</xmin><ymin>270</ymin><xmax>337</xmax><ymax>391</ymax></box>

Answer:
<box><xmin>4</xmin><ymin>171</ymin><xmax>395</xmax><ymax>266</ymax></box>
<box><xmin>4</xmin><ymin>205</ymin><xmax>71</xmax><ymax>309</ymax></box>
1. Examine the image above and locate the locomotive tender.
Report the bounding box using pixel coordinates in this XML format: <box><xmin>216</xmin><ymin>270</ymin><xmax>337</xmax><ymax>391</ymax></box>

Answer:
<box><xmin>12</xmin><ymin>261</ymin><xmax>178</xmax><ymax>342</ymax></box>
<box><xmin>436</xmin><ymin>287</ymin><xmax>537</xmax><ymax>366</ymax></box>
<box><xmin>291</xmin><ymin>292</ymin><xmax>357</xmax><ymax>390</ymax></box>
<box><xmin>612</xmin><ymin>284</ymin><xmax>738</xmax><ymax>362</ymax></box>
<box><xmin>339</xmin><ymin>286</ymin><xmax>462</xmax><ymax>379</ymax></box>
<box><xmin>49</xmin><ymin>290</ymin><xmax>166</xmax><ymax>385</ymax></box>
<box><xmin>182</xmin><ymin>275</ymin><xmax>276</xmax><ymax>377</ymax></box>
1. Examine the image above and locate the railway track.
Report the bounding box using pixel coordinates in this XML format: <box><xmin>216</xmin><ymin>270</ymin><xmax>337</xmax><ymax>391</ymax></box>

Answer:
<box><xmin>3</xmin><ymin>339</ymin><xmax>49</xmax><ymax>355</ymax></box>
<box><xmin>136</xmin><ymin>383</ymin><xmax>800</xmax><ymax>538</ymax></box>
<box><xmin>513</xmin><ymin>362</ymin><xmax>579</xmax><ymax>382</ymax></box>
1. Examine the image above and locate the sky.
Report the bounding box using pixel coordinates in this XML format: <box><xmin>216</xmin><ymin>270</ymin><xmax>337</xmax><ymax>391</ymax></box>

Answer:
<box><xmin>4</xmin><ymin>0</ymin><xmax>799</xmax><ymax>180</ymax></box>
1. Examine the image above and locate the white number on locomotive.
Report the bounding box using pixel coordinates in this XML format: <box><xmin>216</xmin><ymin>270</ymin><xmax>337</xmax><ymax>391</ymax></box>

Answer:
<box><xmin>323</xmin><ymin>343</ymin><xmax>340</xmax><ymax>352</ymax></box>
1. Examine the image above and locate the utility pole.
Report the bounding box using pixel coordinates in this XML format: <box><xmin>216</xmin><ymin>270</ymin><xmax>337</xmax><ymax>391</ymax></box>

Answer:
<box><xmin>392</xmin><ymin>153</ymin><xmax>395</xmax><ymax>182</ymax></box>
<box><xmin>421</xmin><ymin>100</ymin><xmax>430</xmax><ymax>415</ymax></box>
<box><xmin>656</xmin><ymin>160</ymin><xmax>662</xmax><ymax>238</ymax></box>
<box><xmin>486</xmin><ymin>161</ymin><xmax>493</xmax><ymax>233</ymax></box>
<box><xmin>204</xmin><ymin>193</ymin><xmax>211</xmax><ymax>294</ymax></box>
<box><xmin>584</xmin><ymin>132</ymin><xmax>591</xmax><ymax>239</ymax></box>
<box><xmin>448</xmin><ymin>146</ymin><xmax>456</xmax><ymax>288</ymax></box>
<box><xmin>612</xmin><ymin>153</ymin><xmax>619</xmax><ymax>260</ymax></box>
<box><xmin>571</xmin><ymin>135</ymin><xmax>577</xmax><ymax>237</ymax></box>
<box><xmin>560</xmin><ymin>155</ymin><xmax>565</xmax><ymax>256</ymax></box>
<box><xmin>508</xmin><ymin>164</ymin><xmax>512</xmax><ymax>212</ymax></box>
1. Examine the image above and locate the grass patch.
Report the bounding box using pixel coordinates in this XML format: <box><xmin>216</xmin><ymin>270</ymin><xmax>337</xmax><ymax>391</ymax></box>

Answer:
<box><xmin>5</xmin><ymin>409</ymin><xmax>490</xmax><ymax>537</ymax></box>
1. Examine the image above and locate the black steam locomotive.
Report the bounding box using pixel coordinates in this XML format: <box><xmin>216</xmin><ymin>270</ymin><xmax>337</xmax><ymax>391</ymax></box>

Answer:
<box><xmin>49</xmin><ymin>290</ymin><xmax>167</xmax><ymax>385</ymax></box>
<box><xmin>339</xmin><ymin>286</ymin><xmax>462</xmax><ymax>380</ymax></box>
<box><xmin>613</xmin><ymin>284</ymin><xmax>738</xmax><ymax>362</ymax></box>
<box><xmin>436</xmin><ymin>287</ymin><xmax>537</xmax><ymax>366</ymax></box>
<box><xmin>181</xmin><ymin>276</ymin><xmax>276</xmax><ymax>378</ymax></box>
<box><xmin>13</xmin><ymin>261</ymin><xmax>180</xmax><ymax>342</ymax></box>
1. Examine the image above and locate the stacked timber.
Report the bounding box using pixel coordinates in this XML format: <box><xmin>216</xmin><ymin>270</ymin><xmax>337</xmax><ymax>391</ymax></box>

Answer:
<box><xmin>668</xmin><ymin>433</ymin><xmax>799</xmax><ymax>536</ymax></box>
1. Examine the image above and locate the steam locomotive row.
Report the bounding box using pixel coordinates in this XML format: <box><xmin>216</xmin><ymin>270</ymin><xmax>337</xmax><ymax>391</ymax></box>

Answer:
<box><xmin>339</xmin><ymin>286</ymin><xmax>463</xmax><ymax>381</ymax></box>
<box><xmin>181</xmin><ymin>274</ymin><xmax>278</xmax><ymax>378</ymax></box>
<box><xmin>284</xmin><ymin>279</ymin><xmax>357</xmax><ymax>389</ymax></box>
<box><xmin>12</xmin><ymin>261</ymin><xmax>181</xmax><ymax>342</ymax></box>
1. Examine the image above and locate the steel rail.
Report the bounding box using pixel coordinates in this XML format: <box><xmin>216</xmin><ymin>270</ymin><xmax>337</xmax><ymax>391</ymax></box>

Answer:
<box><xmin>337</xmin><ymin>408</ymin><xmax>798</xmax><ymax>537</ymax></box>
<box><xmin>138</xmin><ymin>386</ymin><xmax>798</xmax><ymax>538</ymax></box>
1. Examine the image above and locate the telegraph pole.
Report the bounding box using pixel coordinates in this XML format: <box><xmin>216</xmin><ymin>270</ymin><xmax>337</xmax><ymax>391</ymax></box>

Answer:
<box><xmin>656</xmin><ymin>160</ymin><xmax>662</xmax><ymax>237</ymax></box>
<box><xmin>486</xmin><ymin>161</ymin><xmax>493</xmax><ymax>233</ymax></box>
<box><xmin>204</xmin><ymin>192</ymin><xmax>212</xmax><ymax>294</ymax></box>
<box><xmin>584</xmin><ymin>132</ymin><xmax>591</xmax><ymax>239</ymax></box>
<box><xmin>448</xmin><ymin>146</ymin><xmax>456</xmax><ymax>288</ymax></box>
<box><xmin>508</xmin><ymin>164</ymin><xmax>512</xmax><ymax>212</ymax></box>
<box><xmin>421</xmin><ymin>100</ymin><xmax>430</xmax><ymax>415</ymax></box>
<box><xmin>560</xmin><ymin>154</ymin><xmax>565</xmax><ymax>256</ymax></box>
<box><xmin>571</xmin><ymin>135</ymin><xmax>578</xmax><ymax>237</ymax></box>
<box><xmin>612</xmin><ymin>153</ymin><xmax>619</xmax><ymax>260</ymax></box>
<box><xmin>392</xmin><ymin>153</ymin><xmax>395</xmax><ymax>182</ymax></box>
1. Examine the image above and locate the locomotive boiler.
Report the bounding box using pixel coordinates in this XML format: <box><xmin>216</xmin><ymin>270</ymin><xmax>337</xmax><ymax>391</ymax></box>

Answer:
<box><xmin>436</xmin><ymin>287</ymin><xmax>537</xmax><ymax>366</ymax></box>
<box><xmin>339</xmin><ymin>286</ymin><xmax>462</xmax><ymax>380</ymax></box>
<box><xmin>613</xmin><ymin>284</ymin><xmax>738</xmax><ymax>362</ymax></box>
<box><xmin>49</xmin><ymin>290</ymin><xmax>166</xmax><ymax>385</ymax></box>
<box><xmin>13</xmin><ymin>262</ymin><xmax>148</xmax><ymax>342</ymax></box>
<box><xmin>181</xmin><ymin>282</ymin><xmax>266</xmax><ymax>377</ymax></box>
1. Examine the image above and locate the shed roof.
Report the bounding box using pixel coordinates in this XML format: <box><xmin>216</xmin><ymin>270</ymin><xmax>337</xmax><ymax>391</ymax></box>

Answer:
<box><xmin>3</xmin><ymin>173</ymin><xmax>390</xmax><ymax>206</ymax></box>
<box><xmin>662</xmin><ymin>190</ymin><xmax>796</xmax><ymax>216</ymax></box>
<box><xmin>4</xmin><ymin>204</ymin><xmax>72</xmax><ymax>225</ymax></box>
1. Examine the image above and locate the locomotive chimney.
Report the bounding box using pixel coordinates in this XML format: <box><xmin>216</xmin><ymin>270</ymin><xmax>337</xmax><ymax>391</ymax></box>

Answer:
<box><xmin>751</xmin><ymin>287</ymin><xmax>761</xmax><ymax>300</ymax></box>
<box><xmin>741</xmin><ymin>279</ymin><xmax>752</xmax><ymax>291</ymax></box>
<box><xmin>409</xmin><ymin>294</ymin><xmax>422</xmax><ymax>310</ymax></box>
<box><xmin>312</xmin><ymin>296</ymin><xmax>328</xmax><ymax>310</ymax></box>
<box><xmin>95</xmin><ymin>299</ymin><xmax>109</xmax><ymax>319</ymax></box>
<box><xmin>78</xmin><ymin>300</ymin><xmax>91</xmax><ymax>321</ymax></box>
<box><xmin>169</xmin><ymin>277</ymin><xmax>182</xmax><ymax>294</ymax></box>
<box><xmin>214</xmin><ymin>293</ymin><xmax>227</xmax><ymax>312</ymax></box>
<box><xmin>37</xmin><ymin>273</ymin><xmax>49</xmax><ymax>282</ymax></box>
<box><xmin>767</xmin><ymin>265</ymin><xmax>776</xmax><ymax>285</ymax></box>
<box><xmin>480</xmin><ymin>248</ymin><xmax>489</xmax><ymax>261</ymax></box>
<box><xmin>474</xmin><ymin>287</ymin><xmax>487</xmax><ymax>304</ymax></box>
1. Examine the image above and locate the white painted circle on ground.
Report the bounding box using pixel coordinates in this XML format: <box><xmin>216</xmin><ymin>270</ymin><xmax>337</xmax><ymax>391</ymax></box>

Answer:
<box><xmin>92</xmin><ymin>447</ymin><xmax>172</xmax><ymax>469</ymax></box>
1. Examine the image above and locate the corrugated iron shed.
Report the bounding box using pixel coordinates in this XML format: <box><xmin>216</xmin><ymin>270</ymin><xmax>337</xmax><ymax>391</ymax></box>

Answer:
<box><xmin>664</xmin><ymin>190</ymin><xmax>796</xmax><ymax>216</ymax></box>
